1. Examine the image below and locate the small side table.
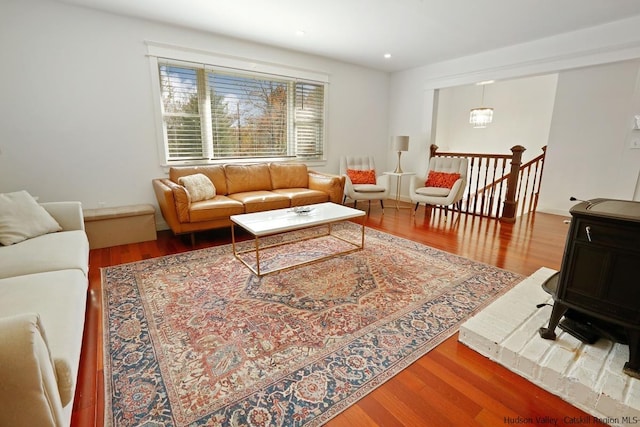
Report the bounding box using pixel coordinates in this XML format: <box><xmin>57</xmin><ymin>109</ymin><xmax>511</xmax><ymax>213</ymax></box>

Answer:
<box><xmin>383</xmin><ymin>172</ymin><xmax>415</xmax><ymax>209</ymax></box>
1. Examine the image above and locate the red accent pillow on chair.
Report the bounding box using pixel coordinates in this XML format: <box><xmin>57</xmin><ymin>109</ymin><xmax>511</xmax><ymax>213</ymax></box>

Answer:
<box><xmin>425</xmin><ymin>171</ymin><xmax>461</xmax><ymax>189</ymax></box>
<box><xmin>347</xmin><ymin>169</ymin><xmax>377</xmax><ymax>184</ymax></box>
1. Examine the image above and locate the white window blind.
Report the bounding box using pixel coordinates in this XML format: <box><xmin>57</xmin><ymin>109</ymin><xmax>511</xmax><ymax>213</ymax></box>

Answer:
<box><xmin>157</xmin><ymin>59</ymin><xmax>326</xmax><ymax>162</ymax></box>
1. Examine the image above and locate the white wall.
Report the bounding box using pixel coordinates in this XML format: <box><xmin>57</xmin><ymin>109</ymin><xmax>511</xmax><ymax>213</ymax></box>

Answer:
<box><xmin>539</xmin><ymin>60</ymin><xmax>640</xmax><ymax>215</ymax></box>
<box><xmin>390</xmin><ymin>15</ymin><xmax>640</xmax><ymax>212</ymax></box>
<box><xmin>435</xmin><ymin>74</ymin><xmax>558</xmax><ymax>163</ymax></box>
<box><xmin>0</xmin><ymin>0</ymin><xmax>389</xmax><ymax>220</ymax></box>
<box><xmin>387</xmin><ymin>68</ymin><xmax>437</xmax><ymax>197</ymax></box>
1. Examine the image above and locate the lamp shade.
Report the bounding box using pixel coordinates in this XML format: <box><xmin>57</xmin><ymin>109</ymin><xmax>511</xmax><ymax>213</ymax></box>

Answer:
<box><xmin>392</xmin><ymin>135</ymin><xmax>409</xmax><ymax>152</ymax></box>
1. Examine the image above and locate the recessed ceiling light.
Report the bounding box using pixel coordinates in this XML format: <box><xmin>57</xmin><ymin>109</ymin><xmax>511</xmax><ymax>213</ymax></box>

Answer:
<box><xmin>296</xmin><ymin>30</ymin><xmax>306</xmax><ymax>37</ymax></box>
<box><xmin>384</xmin><ymin>53</ymin><xmax>392</xmax><ymax>59</ymax></box>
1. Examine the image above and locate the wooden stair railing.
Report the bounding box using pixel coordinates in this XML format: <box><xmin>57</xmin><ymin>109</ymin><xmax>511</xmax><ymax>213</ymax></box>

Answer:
<box><xmin>514</xmin><ymin>146</ymin><xmax>547</xmax><ymax>218</ymax></box>
<box><xmin>429</xmin><ymin>145</ymin><xmax>547</xmax><ymax>222</ymax></box>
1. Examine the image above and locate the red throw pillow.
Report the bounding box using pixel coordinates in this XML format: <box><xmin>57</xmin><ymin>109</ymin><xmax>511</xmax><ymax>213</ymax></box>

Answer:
<box><xmin>425</xmin><ymin>171</ymin><xmax>461</xmax><ymax>189</ymax></box>
<box><xmin>347</xmin><ymin>169</ymin><xmax>377</xmax><ymax>184</ymax></box>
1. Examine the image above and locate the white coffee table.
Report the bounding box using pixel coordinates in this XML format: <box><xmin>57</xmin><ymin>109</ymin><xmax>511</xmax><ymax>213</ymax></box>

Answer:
<box><xmin>230</xmin><ymin>202</ymin><xmax>366</xmax><ymax>276</ymax></box>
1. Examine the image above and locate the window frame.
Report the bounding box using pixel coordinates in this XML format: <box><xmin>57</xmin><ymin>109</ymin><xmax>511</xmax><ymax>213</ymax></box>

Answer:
<box><xmin>147</xmin><ymin>42</ymin><xmax>329</xmax><ymax>167</ymax></box>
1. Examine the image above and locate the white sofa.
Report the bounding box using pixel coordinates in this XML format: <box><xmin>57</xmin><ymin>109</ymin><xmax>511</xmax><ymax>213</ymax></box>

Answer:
<box><xmin>0</xmin><ymin>201</ymin><xmax>89</xmax><ymax>427</ymax></box>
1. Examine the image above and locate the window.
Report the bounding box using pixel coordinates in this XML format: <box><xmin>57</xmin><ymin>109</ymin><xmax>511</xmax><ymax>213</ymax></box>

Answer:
<box><xmin>156</xmin><ymin>59</ymin><xmax>326</xmax><ymax>163</ymax></box>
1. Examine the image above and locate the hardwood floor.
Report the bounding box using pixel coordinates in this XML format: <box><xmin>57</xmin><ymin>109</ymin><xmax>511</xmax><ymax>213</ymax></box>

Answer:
<box><xmin>71</xmin><ymin>203</ymin><xmax>594</xmax><ymax>426</ymax></box>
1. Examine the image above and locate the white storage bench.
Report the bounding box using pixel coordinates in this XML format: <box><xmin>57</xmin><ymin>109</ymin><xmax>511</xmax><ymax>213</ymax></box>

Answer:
<box><xmin>83</xmin><ymin>204</ymin><xmax>157</xmax><ymax>249</ymax></box>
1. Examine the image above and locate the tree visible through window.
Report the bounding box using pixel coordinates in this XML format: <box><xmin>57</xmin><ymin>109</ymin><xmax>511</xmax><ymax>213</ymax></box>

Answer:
<box><xmin>158</xmin><ymin>60</ymin><xmax>325</xmax><ymax>162</ymax></box>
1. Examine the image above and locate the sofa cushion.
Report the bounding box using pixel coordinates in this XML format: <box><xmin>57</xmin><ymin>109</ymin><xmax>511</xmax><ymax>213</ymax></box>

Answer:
<box><xmin>0</xmin><ymin>191</ymin><xmax>62</xmax><ymax>246</ymax></box>
<box><xmin>416</xmin><ymin>187</ymin><xmax>451</xmax><ymax>197</ymax></box>
<box><xmin>269</xmin><ymin>163</ymin><xmax>309</xmax><ymax>189</ymax></box>
<box><xmin>170</xmin><ymin>165</ymin><xmax>228</xmax><ymax>195</ymax></box>
<box><xmin>0</xmin><ymin>313</ymin><xmax>65</xmax><ymax>427</ymax></box>
<box><xmin>271</xmin><ymin>188</ymin><xmax>329</xmax><ymax>206</ymax></box>
<box><xmin>189</xmin><ymin>196</ymin><xmax>245</xmax><ymax>222</ymax></box>
<box><xmin>225</xmin><ymin>164</ymin><xmax>272</xmax><ymax>194</ymax></box>
<box><xmin>353</xmin><ymin>184</ymin><xmax>386</xmax><ymax>193</ymax></box>
<box><xmin>228</xmin><ymin>191</ymin><xmax>290</xmax><ymax>213</ymax></box>
<box><xmin>178</xmin><ymin>173</ymin><xmax>216</xmax><ymax>202</ymax></box>
<box><xmin>0</xmin><ymin>230</ymin><xmax>89</xmax><ymax>279</ymax></box>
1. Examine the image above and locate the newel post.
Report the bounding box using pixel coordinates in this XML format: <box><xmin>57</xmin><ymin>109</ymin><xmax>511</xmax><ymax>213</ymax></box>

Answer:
<box><xmin>430</xmin><ymin>144</ymin><xmax>439</xmax><ymax>158</ymax></box>
<box><xmin>500</xmin><ymin>145</ymin><xmax>526</xmax><ymax>223</ymax></box>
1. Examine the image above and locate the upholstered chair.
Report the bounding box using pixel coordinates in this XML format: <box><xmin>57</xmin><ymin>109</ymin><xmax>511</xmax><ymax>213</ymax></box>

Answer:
<box><xmin>339</xmin><ymin>156</ymin><xmax>390</xmax><ymax>213</ymax></box>
<box><xmin>410</xmin><ymin>156</ymin><xmax>468</xmax><ymax>216</ymax></box>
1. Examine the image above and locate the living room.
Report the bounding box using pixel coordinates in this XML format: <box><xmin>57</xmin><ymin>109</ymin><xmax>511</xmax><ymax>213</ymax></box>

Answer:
<box><xmin>3</xmin><ymin>0</ymin><xmax>640</xmax><ymax>215</ymax></box>
<box><xmin>2</xmin><ymin>1</ymin><xmax>640</xmax><ymax>426</ymax></box>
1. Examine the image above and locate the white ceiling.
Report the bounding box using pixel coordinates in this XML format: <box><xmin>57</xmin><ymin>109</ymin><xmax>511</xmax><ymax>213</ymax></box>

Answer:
<box><xmin>59</xmin><ymin>0</ymin><xmax>640</xmax><ymax>72</ymax></box>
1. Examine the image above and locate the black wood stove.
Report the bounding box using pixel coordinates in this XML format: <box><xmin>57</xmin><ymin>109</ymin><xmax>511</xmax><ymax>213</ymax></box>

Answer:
<box><xmin>539</xmin><ymin>198</ymin><xmax>640</xmax><ymax>379</ymax></box>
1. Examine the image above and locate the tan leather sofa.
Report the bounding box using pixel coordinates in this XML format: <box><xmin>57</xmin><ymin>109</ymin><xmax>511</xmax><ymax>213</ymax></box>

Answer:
<box><xmin>153</xmin><ymin>163</ymin><xmax>345</xmax><ymax>240</ymax></box>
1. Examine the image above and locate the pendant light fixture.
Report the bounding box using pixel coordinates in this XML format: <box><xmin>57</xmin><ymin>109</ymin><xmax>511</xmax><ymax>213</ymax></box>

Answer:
<box><xmin>470</xmin><ymin>82</ymin><xmax>494</xmax><ymax>128</ymax></box>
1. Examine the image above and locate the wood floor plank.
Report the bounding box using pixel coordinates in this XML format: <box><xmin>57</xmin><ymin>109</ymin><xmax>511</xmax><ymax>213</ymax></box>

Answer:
<box><xmin>400</xmin><ymin>357</ymin><xmax>483</xmax><ymax>418</ymax></box>
<box><xmin>368</xmin><ymin>385</ymin><xmax>437</xmax><ymax>426</ymax></box>
<box><xmin>475</xmin><ymin>408</ymin><xmax>513</xmax><ymax>427</ymax></box>
<box><xmin>72</xmin><ymin>203</ymin><xmax>597</xmax><ymax>427</ymax></box>
<box><xmin>328</xmin><ymin>404</ymin><xmax>377</xmax><ymax>427</ymax></box>
<box><xmin>414</xmin><ymin>346</ymin><xmax>522</xmax><ymax>421</ymax></box>
<box><xmin>430</xmin><ymin>333</ymin><xmax>588</xmax><ymax>420</ymax></box>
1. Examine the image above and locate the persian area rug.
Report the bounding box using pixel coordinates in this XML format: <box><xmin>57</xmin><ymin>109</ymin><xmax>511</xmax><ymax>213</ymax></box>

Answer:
<box><xmin>102</xmin><ymin>224</ymin><xmax>522</xmax><ymax>426</ymax></box>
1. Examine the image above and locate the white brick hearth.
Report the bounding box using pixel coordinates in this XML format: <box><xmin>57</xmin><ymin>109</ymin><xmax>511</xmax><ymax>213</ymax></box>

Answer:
<box><xmin>459</xmin><ymin>267</ymin><xmax>640</xmax><ymax>427</ymax></box>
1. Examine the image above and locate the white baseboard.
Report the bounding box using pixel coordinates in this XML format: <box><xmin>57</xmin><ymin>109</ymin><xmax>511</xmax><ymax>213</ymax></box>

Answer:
<box><xmin>536</xmin><ymin>207</ymin><xmax>571</xmax><ymax>217</ymax></box>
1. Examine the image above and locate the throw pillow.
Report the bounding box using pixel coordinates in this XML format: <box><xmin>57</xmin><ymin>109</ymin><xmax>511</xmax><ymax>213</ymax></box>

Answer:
<box><xmin>346</xmin><ymin>169</ymin><xmax>377</xmax><ymax>185</ymax></box>
<box><xmin>178</xmin><ymin>173</ymin><xmax>216</xmax><ymax>202</ymax></box>
<box><xmin>425</xmin><ymin>171</ymin><xmax>461</xmax><ymax>189</ymax></box>
<box><xmin>0</xmin><ymin>191</ymin><xmax>62</xmax><ymax>246</ymax></box>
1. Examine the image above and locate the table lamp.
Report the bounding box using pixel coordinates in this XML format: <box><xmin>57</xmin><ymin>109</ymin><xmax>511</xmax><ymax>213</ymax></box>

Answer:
<box><xmin>392</xmin><ymin>136</ymin><xmax>409</xmax><ymax>173</ymax></box>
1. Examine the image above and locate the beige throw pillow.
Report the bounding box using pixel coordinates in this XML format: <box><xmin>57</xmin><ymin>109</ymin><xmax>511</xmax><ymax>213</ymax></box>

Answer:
<box><xmin>178</xmin><ymin>173</ymin><xmax>216</xmax><ymax>202</ymax></box>
<box><xmin>0</xmin><ymin>190</ymin><xmax>62</xmax><ymax>245</ymax></box>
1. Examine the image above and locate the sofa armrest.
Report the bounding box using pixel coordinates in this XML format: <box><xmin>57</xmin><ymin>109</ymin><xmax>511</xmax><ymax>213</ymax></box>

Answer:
<box><xmin>41</xmin><ymin>202</ymin><xmax>84</xmax><ymax>231</ymax></box>
<box><xmin>0</xmin><ymin>313</ymin><xmax>65</xmax><ymax>427</ymax></box>
<box><xmin>308</xmin><ymin>171</ymin><xmax>346</xmax><ymax>204</ymax></box>
<box><xmin>153</xmin><ymin>178</ymin><xmax>191</xmax><ymax>231</ymax></box>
